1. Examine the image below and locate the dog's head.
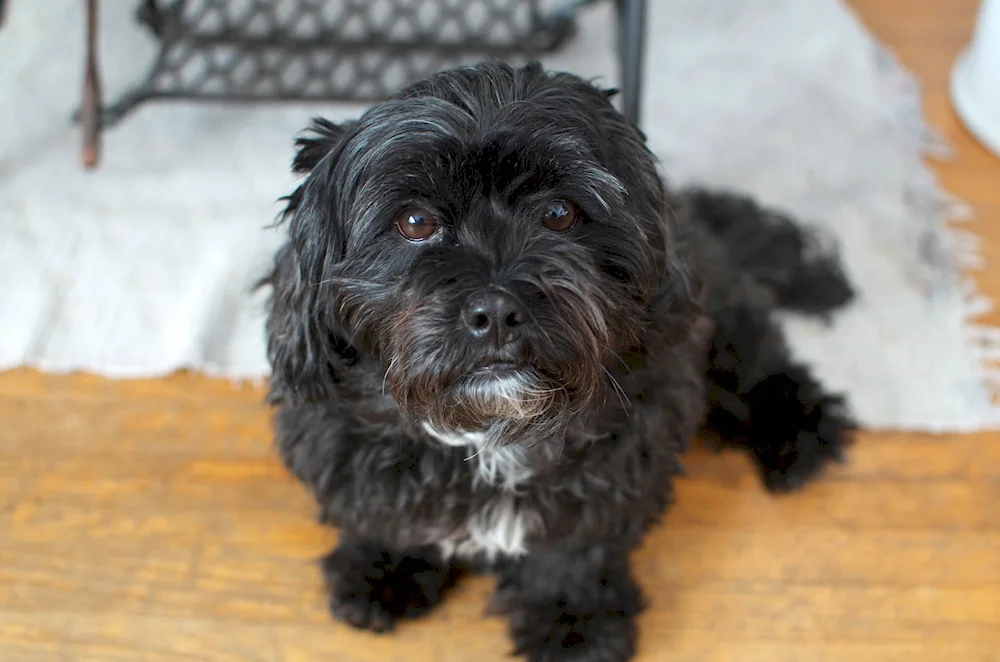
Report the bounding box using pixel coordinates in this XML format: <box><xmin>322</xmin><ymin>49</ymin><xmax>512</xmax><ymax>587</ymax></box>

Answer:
<box><xmin>267</xmin><ymin>62</ymin><xmax>697</xmax><ymax>444</ymax></box>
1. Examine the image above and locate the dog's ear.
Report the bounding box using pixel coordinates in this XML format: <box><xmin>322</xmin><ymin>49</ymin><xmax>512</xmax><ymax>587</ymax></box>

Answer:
<box><xmin>283</xmin><ymin>117</ymin><xmax>359</xmax><ymax>261</ymax></box>
<box><xmin>291</xmin><ymin>117</ymin><xmax>354</xmax><ymax>174</ymax></box>
<box><xmin>264</xmin><ymin>118</ymin><xmax>359</xmax><ymax>405</ymax></box>
<box><xmin>263</xmin><ymin>244</ymin><xmax>352</xmax><ymax>405</ymax></box>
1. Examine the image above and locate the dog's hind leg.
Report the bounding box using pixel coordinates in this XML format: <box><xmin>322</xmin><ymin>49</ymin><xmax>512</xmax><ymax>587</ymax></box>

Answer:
<box><xmin>703</xmin><ymin>275</ymin><xmax>854</xmax><ymax>491</ymax></box>
<box><xmin>683</xmin><ymin>188</ymin><xmax>855</xmax><ymax>317</ymax></box>
<box><xmin>321</xmin><ymin>535</ymin><xmax>463</xmax><ymax>633</ymax></box>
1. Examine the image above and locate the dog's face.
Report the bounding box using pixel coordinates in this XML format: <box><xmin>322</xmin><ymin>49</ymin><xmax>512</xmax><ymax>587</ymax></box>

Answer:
<box><xmin>269</xmin><ymin>63</ymin><xmax>694</xmax><ymax>444</ymax></box>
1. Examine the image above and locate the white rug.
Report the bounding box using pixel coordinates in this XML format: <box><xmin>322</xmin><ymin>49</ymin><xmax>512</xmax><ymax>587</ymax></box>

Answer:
<box><xmin>1</xmin><ymin>0</ymin><xmax>997</xmax><ymax>432</ymax></box>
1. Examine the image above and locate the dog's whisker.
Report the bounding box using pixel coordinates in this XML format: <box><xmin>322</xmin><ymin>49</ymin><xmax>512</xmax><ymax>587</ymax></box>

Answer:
<box><xmin>463</xmin><ymin>444</ymin><xmax>487</xmax><ymax>463</ymax></box>
<box><xmin>310</xmin><ymin>276</ymin><xmax>384</xmax><ymax>289</ymax></box>
<box><xmin>608</xmin><ymin>349</ymin><xmax>634</xmax><ymax>375</ymax></box>
<box><xmin>603</xmin><ymin>367</ymin><xmax>631</xmax><ymax>414</ymax></box>
<box><xmin>382</xmin><ymin>356</ymin><xmax>399</xmax><ymax>396</ymax></box>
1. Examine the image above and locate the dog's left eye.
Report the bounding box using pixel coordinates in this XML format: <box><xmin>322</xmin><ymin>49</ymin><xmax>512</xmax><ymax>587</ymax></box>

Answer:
<box><xmin>541</xmin><ymin>200</ymin><xmax>580</xmax><ymax>232</ymax></box>
<box><xmin>396</xmin><ymin>209</ymin><xmax>440</xmax><ymax>242</ymax></box>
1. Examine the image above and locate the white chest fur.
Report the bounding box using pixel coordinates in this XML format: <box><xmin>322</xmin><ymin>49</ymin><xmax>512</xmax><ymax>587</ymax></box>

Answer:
<box><xmin>437</xmin><ymin>492</ymin><xmax>540</xmax><ymax>561</ymax></box>
<box><xmin>420</xmin><ymin>422</ymin><xmax>539</xmax><ymax>560</ymax></box>
<box><xmin>420</xmin><ymin>422</ymin><xmax>534</xmax><ymax>489</ymax></box>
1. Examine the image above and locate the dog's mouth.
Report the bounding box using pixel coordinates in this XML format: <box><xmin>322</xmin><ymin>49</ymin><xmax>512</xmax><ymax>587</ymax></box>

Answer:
<box><xmin>473</xmin><ymin>361</ymin><xmax>523</xmax><ymax>377</ymax></box>
<box><xmin>472</xmin><ymin>344</ymin><xmax>532</xmax><ymax>374</ymax></box>
<box><xmin>398</xmin><ymin>357</ymin><xmax>575</xmax><ymax>438</ymax></box>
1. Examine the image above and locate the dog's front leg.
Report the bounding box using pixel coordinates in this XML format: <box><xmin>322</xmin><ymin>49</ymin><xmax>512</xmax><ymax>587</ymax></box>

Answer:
<box><xmin>492</xmin><ymin>545</ymin><xmax>645</xmax><ymax>662</ymax></box>
<box><xmin>321</xmin><ymin>535</ymin><xmax>462</xmax><ymax>633</ymax></box>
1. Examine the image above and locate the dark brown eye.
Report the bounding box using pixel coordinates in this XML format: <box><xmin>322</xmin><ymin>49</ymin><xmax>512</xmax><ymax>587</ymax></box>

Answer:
<box><xmin>396</xmin><ymin>209</ymin><xmax>439</xmax><ymax>242</ymax></box>
<box><xmin>541</xmin><ymin>200</ymin><xmax>580</xmax><ymax>232</ymax></box>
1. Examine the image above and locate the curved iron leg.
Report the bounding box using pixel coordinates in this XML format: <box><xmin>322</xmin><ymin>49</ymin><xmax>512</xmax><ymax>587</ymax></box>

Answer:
<box><xmin>619</xmin><ymin>0</ymin><xmax>646</xmax><ymax>126</ymax></box>
<box><xmin>82</xmin><ymin>0</ymin><xmax>102</xmax><ymax>168</ymax></box>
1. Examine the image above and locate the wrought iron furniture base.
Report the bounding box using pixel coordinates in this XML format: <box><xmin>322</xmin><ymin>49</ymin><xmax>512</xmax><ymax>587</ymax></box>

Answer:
<box><xmin>76</xmin><ymin>0</ymin><xmax>646</xmax><ymax>167</ymax></box>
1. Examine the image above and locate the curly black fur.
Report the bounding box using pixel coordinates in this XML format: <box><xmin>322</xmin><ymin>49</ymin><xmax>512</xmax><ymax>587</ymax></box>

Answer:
<box><xmin>492</xmin><ymin>546</ymin><xmax>645</xmax><ymax>662</ymax></box>
<box><xmin>322</xmin><ymin>537</ymin><xmax>462</xmax><ymax>632</ymax></box>
<box><xmin>685</xmin><ymin>188</ymin><xmax>855</xmax><ymax>316</ymax></box>
<box><xmin>261</xmin><ymin>61</ymin><xmax>856</xmax><ymax>661</ymax></box>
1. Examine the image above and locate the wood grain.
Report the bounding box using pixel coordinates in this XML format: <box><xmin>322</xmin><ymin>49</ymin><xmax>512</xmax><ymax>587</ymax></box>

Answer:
<box><xmin>3</xmin><ymin>0</ymin><xmax>1000</xmax><ymax>660</ymax></box>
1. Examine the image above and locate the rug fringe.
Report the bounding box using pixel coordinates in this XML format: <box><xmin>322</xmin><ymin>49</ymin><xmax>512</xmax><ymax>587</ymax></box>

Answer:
<box><xmin>886</xmin><ymin>41</ymin><xmax>1000</xmax><ymax>429</ymax></box>
<box><xmin>948</xmin><ymin>195</ymin><xmax>1000</xmax><ymax>430</ymax></box>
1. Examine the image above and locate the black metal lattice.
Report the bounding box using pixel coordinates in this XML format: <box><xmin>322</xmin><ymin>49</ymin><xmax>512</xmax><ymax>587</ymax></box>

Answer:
<box><xmin>99</xmin><ymin>0</ymin><xmax>581</xmax><ymax>126</ymax></box>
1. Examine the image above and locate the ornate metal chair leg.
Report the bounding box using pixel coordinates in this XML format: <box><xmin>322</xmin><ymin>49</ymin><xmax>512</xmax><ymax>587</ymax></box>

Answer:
<box><xmin>82</xmin><ymin>0</ymin><xmax>102</xmax><ymax>168</ymax></box>
<box><xmin>619</xmin><ymin>0</ymin><xmax>646</xmax><ymax>126</ymax></box>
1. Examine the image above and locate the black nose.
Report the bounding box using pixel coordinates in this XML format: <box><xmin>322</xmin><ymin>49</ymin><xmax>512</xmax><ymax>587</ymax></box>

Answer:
<box><xmin>462</xmin><ymin>291</ymin><xmax>528</xmax><ymax>344</ymax></box>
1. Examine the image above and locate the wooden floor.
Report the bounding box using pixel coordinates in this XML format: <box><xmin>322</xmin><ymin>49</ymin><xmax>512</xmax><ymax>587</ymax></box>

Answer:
<box><xmin>3</xmin><ymin>0</ymin><xmax>1000</xmax><ymax>660</ymax></box>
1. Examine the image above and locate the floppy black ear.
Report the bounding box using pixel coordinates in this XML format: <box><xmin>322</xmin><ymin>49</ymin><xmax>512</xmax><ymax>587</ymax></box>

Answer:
<box><xmin>264</xmin><ymin>118</ymin><xmax>358</xmax><ymax>405</ymax></box>
<box><xmin>291</xmin><ymin>117</ymin><xmax>354</xmax><ymax>174</ymax></box>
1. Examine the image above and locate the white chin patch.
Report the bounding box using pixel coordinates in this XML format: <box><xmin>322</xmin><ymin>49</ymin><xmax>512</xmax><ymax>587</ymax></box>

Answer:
<box><xmin>457</xmin><ymin>371</ymin><xmax>554</xmax><ymax>421</ymax></box>
<box><xmin>420</xmin><ymin>421</ymin><xmax>533</xmax><ymax>489</ymax></box>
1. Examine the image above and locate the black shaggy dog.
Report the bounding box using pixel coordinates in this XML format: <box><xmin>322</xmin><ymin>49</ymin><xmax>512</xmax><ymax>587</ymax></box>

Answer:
<box><xmin>262</xmin><ymin>61</ymin><xmax>855</xmax><ymax>661</ymax></box>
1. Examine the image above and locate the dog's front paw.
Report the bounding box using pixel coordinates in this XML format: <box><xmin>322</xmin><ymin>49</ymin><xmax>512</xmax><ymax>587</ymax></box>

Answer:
<box><xmin>748</xmin><ymin>377</ymin><xmax>853</xmax><ymax>492</ymax></box>
<box><xmin>328</xmin><ymin>584</ymin><xmax>396</xmax><ymax>632</ymax></box>
<box><xmin>760</xmin><ymin>427</ymin><xmax>845</xmax><ymax>492</ymax></box>
<box><xmin>503</xmin><ymin>603</ymin><xmax>636</xmax><ymax>662</ymax></box>
<box><xmin>492</xmin><ymin>547</ymin><xmax>644</xmax><ymax>662</ymax></box>
<box><xmin>321</xmin><ymin>542</ymin><xmax>460</xmax><ymax>633</ymax></box>
<box><xmin>322</xmin><ymin>547</ymin><xmax>398</xmax><ymax>632</ymax></box>
<box><xmin>510</xmin><ymin>607</ymin><xmax>636</xmax><ymax>662</ymax></box>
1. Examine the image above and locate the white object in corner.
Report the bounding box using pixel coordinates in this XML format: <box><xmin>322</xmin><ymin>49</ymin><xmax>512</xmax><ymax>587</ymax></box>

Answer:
<box><xmin>951</xmin><ymin>0</ymin><xmax>1000</xmax><ymax>158</ymax></box>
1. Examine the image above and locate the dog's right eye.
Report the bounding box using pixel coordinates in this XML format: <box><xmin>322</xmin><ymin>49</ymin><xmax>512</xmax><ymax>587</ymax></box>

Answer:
<box><xmin>541</xmin><ymin>199</ymin><xmax>580</xmax><ymax>232</ymax></box>
<box><xmin>396</xmin><ymin>209</ymin><xmax>440</xmax><ymax>242</ymax></box>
